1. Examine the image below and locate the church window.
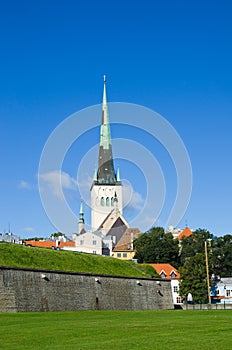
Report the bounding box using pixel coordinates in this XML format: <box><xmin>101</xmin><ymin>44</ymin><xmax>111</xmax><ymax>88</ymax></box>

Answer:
<box><xmin>80</xmin><ymin>240</ymin><xmax>84</xmax><ymax>245</ymax></box>
<box><xmin>96</xmin><ymin>197</ymin><xmax>100</xmax><ymax>206</ymax></box>
<box><xmin>111</xmin><ymin>197</ymin><xmax>114</xmax><ymax>206</ymax></box>
<box><xmin>106</xmin><ymin>197</ymin><xmax>110</xmax><ymax>206</ymax></box>
<box><xmin>101</xmin><ymin>197</ymin><xmax>105</xmax><ymax>206</ymax></box>
<box><xmin>93</xmin><ymin>240</ymin><xmax>97</xmax><ymax>245</ymax></box>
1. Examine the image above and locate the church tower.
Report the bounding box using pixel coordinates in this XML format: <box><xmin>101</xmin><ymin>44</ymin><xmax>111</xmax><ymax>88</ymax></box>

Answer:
<box><xmin>91</xmin><ymin>76</ymin><xmax>123</xmax><ymax>231</ymax></box>
<box><xmin>78</xmin><ymin>202</ymin><xmax>85</xmax><ymax>234</ymax></box>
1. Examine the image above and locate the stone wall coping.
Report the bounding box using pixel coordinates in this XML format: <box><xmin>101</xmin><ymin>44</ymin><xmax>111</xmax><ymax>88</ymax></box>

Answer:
<box><xmin>0</xmin><ymin>265</ymin><xmax>170</xmax><ymax>283</ymax></box>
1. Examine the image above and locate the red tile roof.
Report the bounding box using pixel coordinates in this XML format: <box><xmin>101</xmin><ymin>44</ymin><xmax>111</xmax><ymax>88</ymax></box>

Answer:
<box><xmin>24</xmin><ymin>240</ymin><xmax>75</xmax><ymax>249</ymax></box>
<box><xmin>149</xmin><ymin>263</ymin><xmax>180</xmax><ymax>279</ymax></box>
<box><xmin>178</xmin><ymin>227</ymin><xmax>193</xmax><ymax>240</ymax></box>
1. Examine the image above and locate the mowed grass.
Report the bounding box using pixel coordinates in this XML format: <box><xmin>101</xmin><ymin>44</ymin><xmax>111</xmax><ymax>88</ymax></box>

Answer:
<box><xmin>0</xmin><ymin>243</ymin><xmax>157</xmax><ymax>277</ymax></box>
<box><xmin>0</xmin><ymin>310</ymin><xmax>231</xmax><ymax>350</ymax></box>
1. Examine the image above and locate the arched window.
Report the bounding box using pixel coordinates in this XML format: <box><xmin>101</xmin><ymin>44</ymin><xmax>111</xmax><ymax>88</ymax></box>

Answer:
<box><xmin>95</xmin><ymin>197</ymin><xmax>100</xmax><ymax>206</ymax></box>
<box><xmin>106</xmin><ymin>197</ymin><xmax>110</xmax><ymax>206</ymax></box>
<box><xmin>101</xmin><ymin>197</ymin><xmax>105</xmax><ymax>206</ymax></box>
<box><xmin>111</xmin><ymin>197</ymin><xmax>114</xmax><ymax>206</ymax></box>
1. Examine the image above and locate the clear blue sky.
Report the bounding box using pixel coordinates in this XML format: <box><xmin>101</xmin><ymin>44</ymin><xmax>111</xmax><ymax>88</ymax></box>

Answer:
<box><xmin>0</xmin><ymin>0</ymin><xmax>231</xmax><ymax>237</ymax></box>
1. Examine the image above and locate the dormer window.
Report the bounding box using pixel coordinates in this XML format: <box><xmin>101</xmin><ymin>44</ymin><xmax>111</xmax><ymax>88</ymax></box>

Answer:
<box><xmin>160</xmin><ymin>272</ymin><xmax>166</xmax><ymax>279</ymax></box>
<box><xmin>170</xmin><ymin>271</ymin><xmax>177</xmax><ymax>279</ymax></box>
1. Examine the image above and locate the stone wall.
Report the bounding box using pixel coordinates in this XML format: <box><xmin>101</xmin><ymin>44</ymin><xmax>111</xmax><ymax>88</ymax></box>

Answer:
<box><xmin>0</xmin><ymin>266</ymin><xmax>173</xmax><ymax>312</ymax></box>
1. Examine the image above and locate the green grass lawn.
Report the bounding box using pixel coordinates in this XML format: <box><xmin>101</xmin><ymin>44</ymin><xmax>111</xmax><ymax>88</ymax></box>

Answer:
<box><xmin>0</xmin><ymin>242</ymin><xmax>157</xmax><ymax>278</ymax></box>
<box><xmin>0</xmin><ymin>310</ymin><xmax>231</xmax><ymax>350</ymax></box>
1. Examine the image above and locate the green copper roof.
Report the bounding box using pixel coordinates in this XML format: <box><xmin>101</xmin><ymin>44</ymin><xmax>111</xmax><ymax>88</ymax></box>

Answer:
<box><xmin>96</xmin><ymin>76</ymin><xmax>118</xmax><ymax>185</ymax></box>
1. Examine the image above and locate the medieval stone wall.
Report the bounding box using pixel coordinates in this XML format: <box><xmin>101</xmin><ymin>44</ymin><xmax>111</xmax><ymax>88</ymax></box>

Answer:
<box><xmin>0</xmin><ymin>266</ymin><xmax>173</xmax><ymax>312</ymax></box>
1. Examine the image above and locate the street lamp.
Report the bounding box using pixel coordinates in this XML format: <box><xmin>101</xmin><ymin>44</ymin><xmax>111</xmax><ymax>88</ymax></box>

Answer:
<box><xmin>205</xmin><ymin>240</ymin><xmax>211</xmax><ymax>304</ymax></box>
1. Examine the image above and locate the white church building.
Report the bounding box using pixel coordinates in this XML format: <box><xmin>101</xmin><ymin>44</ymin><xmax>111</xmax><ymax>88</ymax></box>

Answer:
<box><xmin>66</xmin><ymin>77</ymin><xmax>138</xmax><ymax>256</ymax></box>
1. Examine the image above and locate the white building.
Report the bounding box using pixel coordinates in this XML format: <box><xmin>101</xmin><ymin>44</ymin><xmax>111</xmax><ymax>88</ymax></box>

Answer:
<box><xmin>211</xmin><ymin>277</ymin><xmax>232</xmax><ymax>304</ymax></box>
<box><xmin>0</xmin><ymin>232</ymin><xmax>20</xmax><ymax>244</ymax></box>
<box><xmin>150</xmin><ymin>263</ymin><xmax>183</xmax><ymax>305</ymax></box>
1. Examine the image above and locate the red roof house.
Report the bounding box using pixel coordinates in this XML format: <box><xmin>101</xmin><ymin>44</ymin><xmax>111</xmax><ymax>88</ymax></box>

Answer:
<box><xmin>149</xmin><ymin>263</ymin><xmax>180</xmax><ymax>279</ymax></box>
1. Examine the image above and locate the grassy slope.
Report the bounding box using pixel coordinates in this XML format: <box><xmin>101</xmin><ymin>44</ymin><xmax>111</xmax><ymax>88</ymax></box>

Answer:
<box><xmin>0</xmin><ymin>242</ymin><xmax>156</xmax><ymax>278</ymax></box>
<box><xmin>0</xmin><ymin>310</ymin><xmax>232</xmax><ymax>350</ymax></box>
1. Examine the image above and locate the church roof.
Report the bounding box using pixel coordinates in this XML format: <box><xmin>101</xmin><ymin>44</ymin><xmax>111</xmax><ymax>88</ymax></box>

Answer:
<box><xmin>98</xmin><ymin>208</ymin><xmax>129</xmax><ymax>233</ymax></box>
<box><xmin>95</xmin><ymin>76</ymin><xmax>118</xmax><ymax>185</ymax></box>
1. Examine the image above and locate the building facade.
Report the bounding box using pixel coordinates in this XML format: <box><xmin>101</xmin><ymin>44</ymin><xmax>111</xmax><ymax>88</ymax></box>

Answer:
<box><xmin>211</xmin><ymin>277</ymin><xmax>232</xmax><ymax>304</ymax></box>
<box><xmin>149</xmin><ymin>263</ymin><xmax>183</xmax><ymax>305</ymax></box>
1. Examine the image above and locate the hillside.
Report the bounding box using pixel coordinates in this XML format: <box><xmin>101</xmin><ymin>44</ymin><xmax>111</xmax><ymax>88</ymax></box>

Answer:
<box><xmin>0</xmin><ymin>243</ymin><xmax>157</xmax><ymax>278</ymax></box>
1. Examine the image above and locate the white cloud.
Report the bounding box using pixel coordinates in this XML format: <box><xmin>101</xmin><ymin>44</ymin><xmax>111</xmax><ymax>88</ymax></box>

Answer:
<box><xmin>23</xmin><ymin>227</ymin><xmax>35</xmax><ymax>232</ymax></box>
<box><xmin>18</xmin><ymin>180</ymin><xmax>32</xmax><ymax>190</ymax></box>
<box><xmin>122</xmin><ymin>180</ymin><xmax>144</xmax><ymax>211</ymax></box>
<box><xmin>39</xmin><ymin>170</ymin><xmax>77</xmax><ymax>199</ymax></box>
<box><xmin>77</xmin><ymin>173</ymin><xmax>93</xmax><ymax>206</ymax></box>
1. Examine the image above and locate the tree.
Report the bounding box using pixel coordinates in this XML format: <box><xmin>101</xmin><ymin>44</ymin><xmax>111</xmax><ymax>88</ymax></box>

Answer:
<box><xmin>179</xmin><ymin>228</ymin><xmax>213</xmax><ymax>266</ymax></box>
<box><xmin>134</xmin><ymin>227</ymin><xmax>180</xmax><ymax>267</ymax></box>
<box><xmin>212</xmin><ymin>234</ymin><xmax>232</xmax><ymax>277</ymax></box>
<box><xmin>179</xmin><ymin>253</ymin><xmax>209</xmax><ymax>303</ymax></box>
<box><xmin>50</xmin><ymin>232</ymin><xmax>65</xmax><ymax>239</ymax></box>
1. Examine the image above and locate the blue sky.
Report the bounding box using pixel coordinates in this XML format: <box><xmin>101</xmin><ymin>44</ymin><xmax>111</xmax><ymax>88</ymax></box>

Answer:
<box><xmin>0</xmin><ymin>0</ymin><xmax>232</xmax><ymax>237</ymax></box>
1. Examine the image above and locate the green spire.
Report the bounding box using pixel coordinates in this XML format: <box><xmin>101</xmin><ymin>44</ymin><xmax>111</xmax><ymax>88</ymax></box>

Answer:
<box><xmin>117</xmin><ymin>167</ymin><xmax>120</xmax><ymax>181</ymax></box>
<box><xmin>78</xmin><ymin>202</ymin><xmax>84</xmax><ymax>223</ymax></box>
<box><xmin>93</xmin><ymin>168</ymin><xmax>97</xmax><ymax>182</ymax></box>
<box><xmin>100</xmin><ymin>75</ymin><xmax>111</xmax><ymax>150</ymax></box>
<box><xmin>97</xmin><ymin>76</ymin><xmax>117</xmax><ymax>184</ymax></box>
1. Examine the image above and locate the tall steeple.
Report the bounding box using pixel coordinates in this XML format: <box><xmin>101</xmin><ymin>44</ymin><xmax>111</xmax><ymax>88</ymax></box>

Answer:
<box><xmin>90</xmin><ymin>76</ymin><xmax>123</xmax><ymax>231</ymax></box>
<box><xmin>78</xmin><ymin>202</ymin><xmax>85</xmax><ymax>234</ymax></box>
<box><xmin>96</xmin><ymin>75</ymin><xmax>117</xmax><ymax>184</ymax></box>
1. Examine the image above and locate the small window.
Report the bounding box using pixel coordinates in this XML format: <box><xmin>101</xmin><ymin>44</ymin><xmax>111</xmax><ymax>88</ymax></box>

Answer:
<box><xmin>80</xmin><ymin>240</ymin><xmax>84</xmax><ymax>245</ymax></box>
<box><xmin>176</xmin><ymin>297</ymin><xmax>182</xmax><ymax>303</ymax></box>
<box><xmin>93</xmin><ymin>251</ymin><xmax>97</xmax><ymax>254</ymax></box>
<box><xmin>160</xmin><ymin>272</ymin><xmax>166</xmax><ymax>279</ymax></box>
<box><xmin>170</xmin><ymin>272</ymin><xmax>177</xmax><ymax>279</ymax></box>
<box><xmin>93</xmin><ymin>240</ymin><xmax>97</xmax><ymax>245</ymax></box>
<box><xmin>101</xmin><ymin>197</ymin><xmax>105</xmax><ymax>206</ymax></box>
<box><xmin>106</xmin><ymin>197</ymin><xmax>110</xmax><ymax>206</ymax></box>
<box><xmin>117</xmin><ymin>253</ymin><xmax>121</xmax><ymax>257</ymax></box>
<box><xmin>173</xmin><ymin>286</ymin><xmax>178</xmax><ymax>293</ymax></box>
<box><xmin>226</xmin><ymin>290</ymin><xmax>231</xmax><ymax>297</ymax></box>
<box><xmin>111</xmin><ymin>197</ymin><xmax>114</xmax><ymax>206</ymax></box>
<box><xmin>123</xmin><ymin>253</ymin><xmax>127</xmax><ymax>258</ymax></box>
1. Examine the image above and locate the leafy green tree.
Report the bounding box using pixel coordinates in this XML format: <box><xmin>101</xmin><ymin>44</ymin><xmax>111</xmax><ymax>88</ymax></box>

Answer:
<box><xmin>134</xmin><ymin>227</ymin><xmax>179</xmax><ymax>267</ymax></box>
<box><xmin>212</xmin><ymin>235</ymin><xmax>232</xmax><ymax>277</ymax></box>
<box><xmin>180</xmin><ymin>228</ymin><xmax>213</xmax><ymax>265</ymax></box>
<box><xmin>179</xmin><ymin>253</ymin><xmax>209</xmax><ymax>303</ymax></box>
<box><xmin>50</xmin><ymin>232</ymin><xmax>65</xmax><ymax>239</ymax></box>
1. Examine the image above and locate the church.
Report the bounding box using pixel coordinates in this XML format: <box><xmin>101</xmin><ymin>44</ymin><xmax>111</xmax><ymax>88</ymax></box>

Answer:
<box><xmin>71</xmin><ymin>77</ymin><xmax>141</xmax><ymax>257</ymax></box>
